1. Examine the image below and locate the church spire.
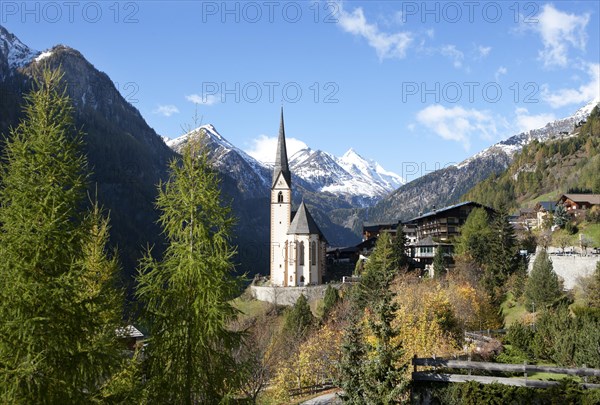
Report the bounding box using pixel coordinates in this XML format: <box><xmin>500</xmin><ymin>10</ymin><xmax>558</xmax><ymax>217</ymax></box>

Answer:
<box><xmin>273</xmin><ymin>107</ymin><xmax>291</xmax><ymax>187</ymax></box>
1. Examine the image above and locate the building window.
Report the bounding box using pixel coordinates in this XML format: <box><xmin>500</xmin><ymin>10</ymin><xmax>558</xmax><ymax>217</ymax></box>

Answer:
<box><xmin>299</xmin><ymin>242</ymin><xmax>305</xmax><ymax>265</ymax></box>
<box><xmin>311</xmin><ymin>241</ymin><xmax>316</xmax><ymax>265</ymax></box>
<box><xmin>277</xmin><ymin>191</ymin><xmax>283</xmax><ymax>203</ymax></box>
<box><xmin>300</xmin><ymin>275</ymin><xmax>305</xmax><ymax>283</ymax></box>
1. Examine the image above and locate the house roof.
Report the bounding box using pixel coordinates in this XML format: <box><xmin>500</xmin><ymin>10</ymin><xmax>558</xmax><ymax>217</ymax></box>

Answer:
<box><xmin>536</xmin><ymin>201</ymin><xmax>556</xmax><ymax>212</ymax></box>
<box><xmin>408</xmin><ymin>201</ymin><xmax>493</xmax><ymax>222</ymax></box>
<box><xmin>288</xmin><ymin>202</ymin><xmax>324</xmax><ymax>238</ymax></box>
<box><xmin>558</xmin><ymin>194</ymin><xmax>600</xmax><ymax>205</ymax></box>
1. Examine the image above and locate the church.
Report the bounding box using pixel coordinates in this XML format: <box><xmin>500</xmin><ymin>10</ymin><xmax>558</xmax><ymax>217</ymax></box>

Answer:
<box><xmin>270</xmin><ymin>109</ymin><xmax>327</xmax><ymax>287</ymax></box>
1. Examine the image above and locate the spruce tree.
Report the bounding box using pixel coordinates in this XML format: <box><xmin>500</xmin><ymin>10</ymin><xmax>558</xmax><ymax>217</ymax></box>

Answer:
<box><xmin>524</xmin><ymin>249</ymin><xmax>562</xmax><ymax>308</ymax></box>
<box><xmin>0</xmin><ymin>69</ymin><xmax>124</xmax><ymax>403</ymax></box>
<box><xmin>338</xmin><ymin>311</ymin><xmax>366</xmax><ymax>404</ymax></box>
<box><xmin>554</xmin><ymin>204</ymin><xmax>569</xmax><ymax>228</ymax></box>
<box><xmin>432</xmin><ymin>245</ymin><xmax>446</xmax><ymax>278</ymax></box>
<box><xmin>322</xmin><ymin>285</ymin><xmax>339</xmax><ymax>319</ymax></box>
<box><xmin>392</xmin><ymin>224</ymin><xmax>409</xmax><ymax>270</ymax></box>
<box><xmin>484</xmin><ymin>211</ymin><xmax>519</xmax><ymax>301</ymax></box>
<box><xmin>282</xmin><ymin>294</ymin><xmax>313</xmax><ymax>339</ymax></box>
<box><xmin>135</xmin><ymin>133</ymin><xmax>242</xmax><ymax>403</ymax></box>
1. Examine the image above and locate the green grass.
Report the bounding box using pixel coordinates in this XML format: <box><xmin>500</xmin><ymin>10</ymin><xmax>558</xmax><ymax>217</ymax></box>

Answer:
<box><xmin>579</xmin><ymin>222</ymin><xmax>600</xmax><ymax>247</ymax></box>
<box><xmin>231</xmin><ymin>297</ymin><xmax>271</xmax><ymax>320</ymax></box>
<box><xmin>501</xmin><ymin>292</ymin><xmax>528</xmax><ymax>327</ymax></box>
<box><xmin>525</xmin><ymin>191</ymin><xmax>561</xmax><ymax>207</ymax></box>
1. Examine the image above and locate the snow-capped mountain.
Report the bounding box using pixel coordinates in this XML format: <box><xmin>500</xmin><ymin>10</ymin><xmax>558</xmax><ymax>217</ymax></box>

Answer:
<box><xmin>366</xmin><ymin>99</ymin><xmax>600</xmax><ymax>224</ymax></box>
<box><xmin>288</xmin><ymin>147</ymin><xmax>404</xmax><ymax>204</ymax></box>
<box><xmin>167</xmin><ymin>125</ymin><xmax>405</xmax><ymax>206</ymax></box>
<box><xmin>0</xmin><ymin>25</ymin><xmax>40</xmax><ymax>79</ymax></box>
<box><xmin>459</xmin><ymin>98</ymin><xmax>600</xmax><ymax>168</ymax></box>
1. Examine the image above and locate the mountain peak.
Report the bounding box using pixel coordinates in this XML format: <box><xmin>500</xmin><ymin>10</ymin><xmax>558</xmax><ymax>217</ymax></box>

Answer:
<box><xmin>0</xmin><ymin>25</ymin><xmax>39</xmax><ymax>70</ymax></box>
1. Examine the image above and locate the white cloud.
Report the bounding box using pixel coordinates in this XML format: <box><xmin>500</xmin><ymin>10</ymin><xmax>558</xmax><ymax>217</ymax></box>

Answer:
<box><xmin>514</xmin><ymin>107</ymin><xmax>556</xmax><ymax>133</ymax></box>
<box><xmin>529</xmin><ymin>4</ymin><xmax>590</xmax><ymax>67</ymax></box>
<box><xmin>416</xmin><ymin>105</ymin><xmax>498</xmax><ymax>150</ymax></box>
<box><xmin>477</xmin><ymin>45</ymin><xmax>491</xmax><ymax>58</ymax></box>
<box><xmin>336</xmin><ymin>2</ymin><xmax>412</xmax><ymax>60</ymax></box>
<box><xmin>153</xmin><ymin>105</ymin><xmax>179</xmax><ymax>117</ymax></box>
<box><xmin>186</xmin><ymin>94</ymin><xmax>219</xmax><ymax>106</ymax></box>
<box><xmin>494</xmin><ymin>66</ymin><xmax>507</xmax><ymax>81</ymax></box>
<box><xmin>440</xmin><ymin>44</ymin><xmax>464</xmax><ymax>68</ymax></box>
<box><xmin>245</xmin><ymin>135</ymin><xmax>308</xmax><ymax>164</ymax></box>
<box><xmin>542</xmin><ymin>62</ymin><xmax>600</xmax><ymax>108</ymax></box>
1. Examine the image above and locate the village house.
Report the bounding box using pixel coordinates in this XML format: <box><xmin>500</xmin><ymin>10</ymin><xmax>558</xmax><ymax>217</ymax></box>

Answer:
<box><xmin>557</xmin><ymin>194</ymin><xmax>600</xmax><ymax>217</ymax></box>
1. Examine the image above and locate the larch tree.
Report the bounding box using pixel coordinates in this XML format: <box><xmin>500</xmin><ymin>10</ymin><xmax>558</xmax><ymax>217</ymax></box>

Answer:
<box><xmin>0</xmin><ymin>69</ymin><xmax>125</xmax><ymax>403</ymax></box>
<box><xmin>135</xmin><ymin>132</ymin><xmax>242</xmax><ymax>404</ymax></box>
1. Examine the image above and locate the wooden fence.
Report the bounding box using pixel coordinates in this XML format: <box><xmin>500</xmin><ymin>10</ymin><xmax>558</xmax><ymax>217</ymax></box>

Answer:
<box><xmin>412</xmin><ymin>356</ymin><xmax>600</xmax><ymax>389</ymax></box>
<box><xmin>288</xmin><ymin>380</ymin><xmax>335</xmax><ymax>398</ymax></box>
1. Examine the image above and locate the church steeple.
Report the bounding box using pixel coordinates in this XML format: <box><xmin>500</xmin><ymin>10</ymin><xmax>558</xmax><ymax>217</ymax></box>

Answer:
<box><xmin>272</xmin><ymin>107</ymin><xmax>291</xmax><ymax>188</ymax></box>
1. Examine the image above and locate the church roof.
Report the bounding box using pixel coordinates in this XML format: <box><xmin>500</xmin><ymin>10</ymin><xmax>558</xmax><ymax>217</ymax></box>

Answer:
<box><xmin>288</xmin><ymin>202</ymin><xmax>324</xmax><ymax>237</ymax></box>
<box><xmin>272</xmin><ymin>108</ymin><xmax>292</xmax><ymax>188</ymax></box>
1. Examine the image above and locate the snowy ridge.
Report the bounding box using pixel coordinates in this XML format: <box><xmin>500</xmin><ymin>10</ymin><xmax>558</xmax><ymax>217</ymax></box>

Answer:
<box><xmin>166</xmin><ymin>125</ymin><xmax>405</xmax><ymax>205</ymax></box>
<box><xmin>457</xmin><ymin>99</ymin><xmax>600</xmax><ymax>169</ymax></box>
<box><xmin>0</xmin><ymin>25</ymin><xmax>39</xmax><ymax>70</ymax></box>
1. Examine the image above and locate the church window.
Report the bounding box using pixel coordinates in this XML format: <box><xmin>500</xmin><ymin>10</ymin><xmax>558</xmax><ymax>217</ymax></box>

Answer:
<box><xmin>311</xmin><ymin>241</ymin><xmax>316</xmax><ymax>265</ymax></box>
<box><xmin>299</xmin><ymin>242</ymin><xmax>305</xmax><ymax>265</ymax></box>
<box><xmin>277</xmin><ymin>191</ymin><xmax>283</xmax><ymax>203</ymax></box>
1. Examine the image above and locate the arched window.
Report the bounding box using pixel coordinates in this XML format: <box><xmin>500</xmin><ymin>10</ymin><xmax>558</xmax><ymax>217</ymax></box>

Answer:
<box><xmin>299</xmin><ymin>241</ymin><xmax>305</xmax><ymax>266</ymax></box>
<box><xmin>277</xmin><ymin>191</ymin><xmax>283</xmax><ymax>203</ymax></box>
<box><xmin>311</xmin><ymin>241</ymin><xmax>317</xmax><ymax>265</ymax></box>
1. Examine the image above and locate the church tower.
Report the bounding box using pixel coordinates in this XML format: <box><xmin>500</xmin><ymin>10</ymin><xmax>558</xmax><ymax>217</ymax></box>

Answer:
<box><xmin>270</xmin><ymin>108</ymin><xmax>292</xmax><ymax>286</ymax></box>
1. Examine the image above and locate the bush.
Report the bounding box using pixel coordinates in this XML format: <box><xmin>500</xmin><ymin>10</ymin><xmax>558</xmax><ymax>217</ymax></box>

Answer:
<box><xmin>565</xmin><ymin>221</ymin><xmax>578</xmax><ymax>235</ymax></box>
<box><xmin>506</xmin><ymin>321</ymin><xmax>534</xmax><ymax>357</ymax></box>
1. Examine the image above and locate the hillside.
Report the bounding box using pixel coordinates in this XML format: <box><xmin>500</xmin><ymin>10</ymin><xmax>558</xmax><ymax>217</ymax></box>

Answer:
<box><xmin>351</xmin><ymin>100</ymin><xmax>598</xmax><ymax>226</ymax></box>
<box><xmin>463</xmin><ymin>105</ymin><xmax>600</xmax><ymax>210</ymax></box>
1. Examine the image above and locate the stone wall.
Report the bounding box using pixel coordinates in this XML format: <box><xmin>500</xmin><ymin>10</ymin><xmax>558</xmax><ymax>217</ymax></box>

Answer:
<box><xmin>528</xmin><ymin>249</ymin><xmax>600</xmax><ymax>290</ymax></box>
<box><xmin>250</xmin><ymin>283</ymin><xmax>342</xmax><ymax>306</ymax></box>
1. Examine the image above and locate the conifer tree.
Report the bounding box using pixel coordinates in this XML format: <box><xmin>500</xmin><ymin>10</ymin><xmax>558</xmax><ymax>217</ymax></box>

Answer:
<box><xmin>358</xmin><ymin>232</ymin><xmax>396</xmax><ymax>309</ymax></box>
<box><xmin>322</xmin><ymin>285</ymin><xmax>340</xmax><ymax>319</ymax></box>
<box><xmin>0</xmin><ymin>69</ymin><xmax>124</xmax><ymax>403</ymax></box>
<box><xmin>432</xmin><ymin>245</ymin><xmax>446</xmax><ymax>278</ymax></box>
<box><xmin>135</xmin><ymin>133</ymin><xmax>242</xmax><ymax>403</ymax></box>
<box><xmin>554</xmin><ymin>204</ymin><xmax>569</xmax><ymax>228</ymax></box>
<box><xmin>392</xmin><ymin>224</ymin><xmax>409</xmax><ymax>270</ymax></box>
<box><xmin>524</xmin><ymin>249</ymin><xmax>562</xmax><ymax>308</ymax></box>
<box><xmin>282</xmin><ymin>294</ymin><xmax>313</xmax><ymax>339</ymax></box>
<box><xmin>481</xmin><ymin>211</ymin><xmax>519</xmax><ymax>302</ymax></box>
<box><xmin>338</xmin><ymin>311</ymin><xmax>366</xmax><ymax>404</ymax></box>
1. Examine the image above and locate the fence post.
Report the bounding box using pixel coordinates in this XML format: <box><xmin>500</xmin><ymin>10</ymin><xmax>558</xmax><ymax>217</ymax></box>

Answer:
<box><xmin>468</xmin><ymin>354</ymin><xmax>472</xmax><ymax>375</ymax></box>
<box><xmin>413</xmin><ymin>354</ymin><xmax>417</xmax><ymax>374</ymax></box>
<box><xmin>583</xmin><ymin>364</ymin><xmax>588</xmax><ymax>383</ymax></box>
<box><xmin>524</xmin><ymin>360</ymin><xmax>527</xmax><ymax>380</ymax></box>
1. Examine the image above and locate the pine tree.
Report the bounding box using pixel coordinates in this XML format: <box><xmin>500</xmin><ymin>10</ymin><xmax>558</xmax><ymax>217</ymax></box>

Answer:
<box><xmin>338</xmin><ymin>311</ymin><xmax>366</xmax><ymax>404</ymax></box>
<box><xmin>0</xmin><ymin>69</ymin><xmax>124</xmax><ymax>402</ymax></box>
<box><xmin>361</xmin><ymin>291</ymin><xmax>408</xmax><ymax>404</ymax></box>
<box><xmin>322</xmin><ymin>285</ymin><xmax>339</xmax><ymax>319</ymax></box>
<box><xmin>483</xmin><ymin>211</ymin><xmax>519</xmax><ymax>301</ymax></box>
<box><xmin>554</xmin><ymin>204</ymin><xmax>569</xmax><ymax>228</ymax></box>
<box><xmin>135</xmin><ymin>133</ymin><xmax>242</xmax><ymax>403</ymax></box>
<box><xmin>524</xmin><ymin>249</ymin><xmax>562</xmax><ymax>308</ymax></box>
<box><xmin>392</xmin><ymin>224</ymin><xmax>409</xmax><ymax>270</ymax></box>
<box><xmin>432</xmin><ymin>245</ymin><xmax>446</xmax><ymax>278</ymax></box>
<box><xmin>283</xmin><ymin>294</ymin><xmax>314</xmax><ymax>339</ymax></box>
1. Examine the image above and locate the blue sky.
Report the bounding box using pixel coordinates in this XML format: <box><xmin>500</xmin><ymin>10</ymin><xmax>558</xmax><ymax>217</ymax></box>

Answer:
<box><xmin>4</xmin><ymin>1</ymin><xmax>599</xmax><ymax>181</ymax></box>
